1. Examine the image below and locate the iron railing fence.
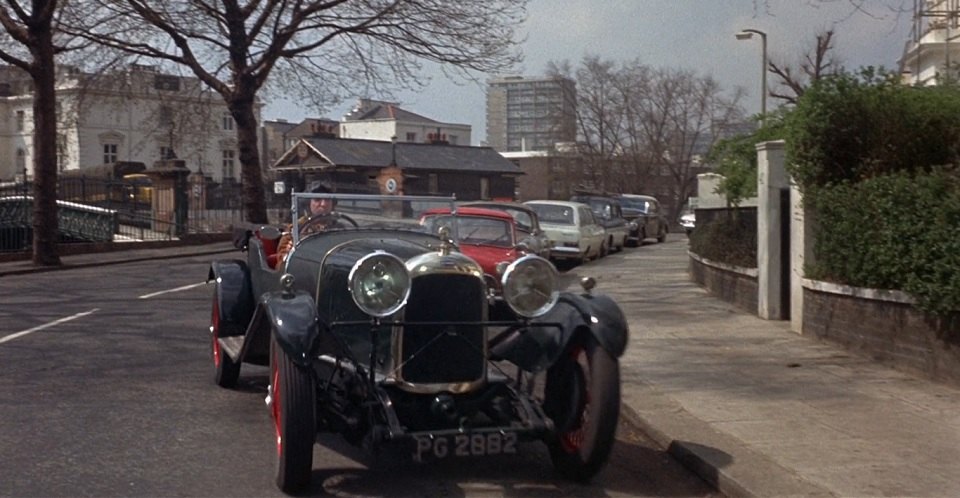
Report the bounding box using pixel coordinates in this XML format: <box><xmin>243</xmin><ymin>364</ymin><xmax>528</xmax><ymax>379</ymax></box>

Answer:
<box><xmin>0</xmin><ymin>177</ymin><xmax>287</xmax><ymax>253</ymax></box>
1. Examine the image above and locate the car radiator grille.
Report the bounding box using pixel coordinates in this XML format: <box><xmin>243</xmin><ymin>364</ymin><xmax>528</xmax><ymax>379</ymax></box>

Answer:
<box><xmin>400</xmin><ymin>274</ymin><xmax>485</xmax><ymax>384</ymax></box>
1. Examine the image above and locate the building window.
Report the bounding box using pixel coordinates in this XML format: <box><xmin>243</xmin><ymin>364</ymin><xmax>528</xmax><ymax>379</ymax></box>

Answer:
<box><xmin>222</xmin><ymin>112</ymin><xmax>234</xmax><ymax>131</ymax></box>
<box><xmin>406</xmin><ymin>132</ymin><xmax>416</xmax><ymax>142</ymax></box>
<box><xmin>103</xmin><ymin>143</ymin><xmax>118</xmax><ymax>164</ymax></box>
<box><xmin>448</xmin><ymin>135</ymin><xmax>458</xmax><ymax>145</ymax></box>
<box><xmin>158</xmin><ymin>105</ymin><xmax>174</xmax><ymax>127</ymax></box>
<box><xmin>16</xmin><ymin>148</ymin><xmax>26</xmax><ymax>178</ymax></box>
<box><xmin>429</xmin><ymin>174</ymin><xmax>438</xmax><ymax>194</ymax></box>
<box><xmin>57</xmin><ymin>134</ymin><xmax>67</xmax><ymax>172</ymax></box>
<box><xmin>160</xmin><ymin>146</ymin><xmax>175</xmax><ymax>160</ymax></box>
<box><xmin>16</xmin><ymin>110</ymin><xmax>24</xmax><ymax>131</ymax></box>
<box><xmin>222</xmin><ymin>150</ymin><xmax>235</xmax><ymax>180</ymax></box>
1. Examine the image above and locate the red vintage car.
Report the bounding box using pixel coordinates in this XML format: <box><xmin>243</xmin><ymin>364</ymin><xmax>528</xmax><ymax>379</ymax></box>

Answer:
<box><xmin>419</xmin><ymin>206</ymin><xmax>524</xmax><ymax>290</ymax></box>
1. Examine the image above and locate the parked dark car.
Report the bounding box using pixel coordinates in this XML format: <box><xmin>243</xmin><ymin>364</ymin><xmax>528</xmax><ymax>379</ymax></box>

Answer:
<box><xmin>459</xmin><ymin>201</ymin><xmax>553</xmax><ymax>259</ymax></box>
<box><xmin>617</xmin><ymin>194</ymin><xmax>669</xmax><ymax>245</ymax></box>
<box><xmin>569</xmin><ymin>195</ymin><xmax>630</xmax><ymax>254</ymax></box>
<box><xmin>207</xmin><ymin>192</ymin><xmax>629</xmax><ymax>493</ymax></box>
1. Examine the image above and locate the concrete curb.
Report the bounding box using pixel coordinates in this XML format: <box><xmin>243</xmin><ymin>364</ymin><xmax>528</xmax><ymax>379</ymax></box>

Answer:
<box><xmin>621</xmin><ymin>380</ymin><xmax>834</xmax><ymax>498</ymax></box>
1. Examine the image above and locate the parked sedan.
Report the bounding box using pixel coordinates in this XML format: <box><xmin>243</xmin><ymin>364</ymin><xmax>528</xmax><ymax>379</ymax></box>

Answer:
<box><xmin>525</xmin><ymin>200</ymin><xmax>606</xmax><ymax>264</ymax></box>
<box><xmin>569</xmin><ymin>194</ymin><xmax>630</xmax><ymax>254</ymax></box>
<box><xmin>419</xmin><ymin>206</ymin><xmax>524</xmax><ymax>291</ymax></box>
<box><xmin>617</xmin><ymin>194</ymin><xmax>669</xmax><ymax>245</ymax></box>
<box><xmin>680</xmin><ymin>212</ymin><xmax>696</xmax><ymax>235</ymax></box>
<box><xmin>459</xmin><ymin>201</ymin><xmax>553</xmax><ymax>259</ymax></box>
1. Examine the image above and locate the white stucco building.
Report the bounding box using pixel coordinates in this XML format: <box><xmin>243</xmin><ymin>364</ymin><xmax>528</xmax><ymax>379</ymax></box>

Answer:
<box><xmin>338</xmin><ymin>98</ymin><xmax>471</xmax><ymax>146</ymax></box>
<box><xmin>900</xmin><ymin>0</ymin><xmax>960</xmax><ymax>85</ymax></box>
<box><xmin>0</xmin><ymin>64</ymin><xmax>257</xmax><ymax>183</ymax></box>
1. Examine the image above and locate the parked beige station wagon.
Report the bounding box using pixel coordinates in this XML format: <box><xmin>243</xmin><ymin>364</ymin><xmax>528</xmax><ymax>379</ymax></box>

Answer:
<box><xmin>525</xmin><ymin>200</ymin><xmax>606</xmax><ymax>264</ymax></box>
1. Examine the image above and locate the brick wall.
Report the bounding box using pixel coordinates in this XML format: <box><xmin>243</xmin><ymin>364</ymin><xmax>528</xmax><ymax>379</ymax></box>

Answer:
<box><xmin>689</xmin><ymin>255</ymin><xmax>758</xmax><ymax>315</ymax></box>
<box><xmin>803</xmin><ymin>287</ymin><xmax>960</xmax><ymax>386</ymax></box>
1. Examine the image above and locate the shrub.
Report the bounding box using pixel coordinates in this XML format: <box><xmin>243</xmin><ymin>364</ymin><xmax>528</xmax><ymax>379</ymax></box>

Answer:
<box><xmin>689</xmin><ymin>209</ymin><xmax>756</xmax><ymax>268</ymax></box>
<box><xmin>807</xmin><ymin>168</ymin><xmax>960</xmax><ymax>315</ymax></box>
<box><xmin>707</xmin><ymin>111</ymin><xmax>788</xmax><ymax>207</ymax></box>
<box><xmin>786</xmin><ymin>69</ymin><xmax>960</xmax><ymax>191</ymax></box>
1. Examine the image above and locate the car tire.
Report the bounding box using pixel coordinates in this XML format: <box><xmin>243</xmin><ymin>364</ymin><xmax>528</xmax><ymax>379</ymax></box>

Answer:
<box><xmin>271</xmin><ymin>335</ymin><xmax>316</xmax><ymax>494</ymax></box>
<box><xmin>543</xmin><ymin>333</ymin><xmax>621</xmax><ymax>483</ymax></box>
<box><xmin>656</xmin><ymin>226</ymin><xmax>667</xmax><ymax>243</ymax></box>
<box><xmin>211</xmin><ymin>287</ymin><xmax>240</xmax><ymax>388</ymax></box>
<box><xmin>599</xmin><ymin>241</ymin><xmax>608</xmax><ymax>258</ymax></box>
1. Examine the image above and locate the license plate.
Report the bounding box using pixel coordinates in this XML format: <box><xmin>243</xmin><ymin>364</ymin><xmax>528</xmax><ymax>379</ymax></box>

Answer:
<box><xmin>412</xmin><ymin>432</ymin><xmax>518</xmax><ymax>462</ymax></box>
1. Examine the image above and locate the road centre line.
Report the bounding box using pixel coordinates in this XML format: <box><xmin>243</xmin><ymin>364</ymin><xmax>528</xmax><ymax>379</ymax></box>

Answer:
<box><xmin>138</xmin><ymin>281</ymin><xmax>208</xmax><ymax>299</ymax></box>
<box><xmin>0</xmin><ymin>308</ymin><xmax>100</xmax><ymax>345</ymax></box>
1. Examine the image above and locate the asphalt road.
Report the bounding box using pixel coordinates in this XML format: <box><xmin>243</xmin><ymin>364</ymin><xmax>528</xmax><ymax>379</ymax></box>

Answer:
<box><xmin>0</xmin><ymin>239</ymin><xmax>720</xmax><ymax>497</ymax></box>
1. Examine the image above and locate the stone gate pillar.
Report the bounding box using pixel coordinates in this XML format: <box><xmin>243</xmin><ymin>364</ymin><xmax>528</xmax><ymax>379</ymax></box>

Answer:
<box><xmin>757</xmin><ymin>140</ymin><xmax>788</xmax><ymax>320</ymax></box>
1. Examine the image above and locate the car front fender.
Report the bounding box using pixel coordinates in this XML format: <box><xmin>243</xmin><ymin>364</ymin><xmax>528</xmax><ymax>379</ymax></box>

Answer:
<box><xmin>492</xmin><ymin>291</ymin><xmax>629</xmax><ymax>373</ymax></box>
<box><xmin>207</xmin><ymin>259</ymin><xmax>254</xmax><ymax>332</ymax></box>
<box><xmin>260</xmin><ymin>290</ymin><xmax>321</xmax><ymax>368</ymax></box>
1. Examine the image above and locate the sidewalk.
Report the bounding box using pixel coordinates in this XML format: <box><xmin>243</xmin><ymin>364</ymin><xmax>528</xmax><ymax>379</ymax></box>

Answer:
<box><xmin>4</xmin><ymin>240</ymin><xmax>960</xmax><ymax>497</ymax></box>
<box><xmin>579</xmin><ymin>240</ymin><xmax>960</xmax><ymax>497</ymax></box>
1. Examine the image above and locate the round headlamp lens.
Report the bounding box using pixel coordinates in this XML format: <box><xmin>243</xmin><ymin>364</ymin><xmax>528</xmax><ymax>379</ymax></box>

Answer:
<box><xmin>348</xmin><ymin>251</ymin><xmax>411</xmax><ymax>317</ymax></box>
<box><xmin>501</xmin><ymin>255</ymin><xmax>559</xmax><ymax>318</ymax></box>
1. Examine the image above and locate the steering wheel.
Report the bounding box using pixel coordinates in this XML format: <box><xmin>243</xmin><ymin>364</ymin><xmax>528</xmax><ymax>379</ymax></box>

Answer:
<box><xmin>301</xmin><ymin>212</ymin><xmax>359</xmax><ymax>234</ymax></box>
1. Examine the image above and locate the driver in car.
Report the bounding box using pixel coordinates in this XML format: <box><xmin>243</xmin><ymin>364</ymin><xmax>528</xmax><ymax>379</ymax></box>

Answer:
<box><xmin>275</xmin><ymin>183</ymin><xmax>339</xmax><ymax>264</ymax></box>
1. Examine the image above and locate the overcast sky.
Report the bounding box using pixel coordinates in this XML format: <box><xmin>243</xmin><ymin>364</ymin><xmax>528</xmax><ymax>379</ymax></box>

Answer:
<box><xmin>264</xmin><ymin>0</ymin><xmax>915</xmax><ymax>145</ymax></box>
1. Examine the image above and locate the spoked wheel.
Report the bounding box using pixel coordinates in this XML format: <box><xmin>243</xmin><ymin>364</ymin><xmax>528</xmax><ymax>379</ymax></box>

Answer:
<box><xmin>543</xmin><ymin>333</ymin><xmax>621</xmax><ymax>482</ymax></box>
<box><xmin>270</xmin><ymin>335</ymin><xmax>316</xmax><ymax>493</ymax></box>
<box><xmin>210</xmin><ymin>288</ymin><xmax>240</xmax><ymax>388</ymax></box>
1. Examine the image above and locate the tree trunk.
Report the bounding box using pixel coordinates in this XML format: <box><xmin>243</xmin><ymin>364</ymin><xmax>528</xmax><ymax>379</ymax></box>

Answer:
<box><xmin>229</xmin><ymin>96</ymin><xmax>267</xmax><ymax>224</ymax></box>
<box><xmin>30</xmin><ymin>24</ymin><xmax>61</xmax><ymax>266</ymax></box>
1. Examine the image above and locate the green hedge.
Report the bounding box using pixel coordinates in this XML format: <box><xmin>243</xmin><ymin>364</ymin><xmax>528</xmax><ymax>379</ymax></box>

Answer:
<box><xmin>689</xmin><ymin>210</ymin><xmax>757</xmax><ymax>269</ymax></box>
<box><xmin>786</xmin><ymin>70</ymin><xmax>960</xmax><ymax>189</ymax></box>
<box><xmin>807</xmin><ymin>169</ymin><xmax>960</xmax><ymax>315</ymax></box>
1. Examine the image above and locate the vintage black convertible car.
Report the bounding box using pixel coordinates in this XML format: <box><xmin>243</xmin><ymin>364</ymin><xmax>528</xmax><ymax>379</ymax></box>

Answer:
<box><xmin>207</xmin><ymin>192</ymin><xmax>629</xmax><ymax>493</ymax></box>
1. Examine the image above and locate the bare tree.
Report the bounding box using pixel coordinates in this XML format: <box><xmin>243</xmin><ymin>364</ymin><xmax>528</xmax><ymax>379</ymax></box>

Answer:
<box><xmin>768</xmin><ymin>29</ymin><xmax>841</xmax><ymax>105</ymax></box>
<box><xmin>72</xmin><ymin>1</ymin><xmax>526</xmax><ymax>224</ymax></box>
<box><xmin>549</xmin><ymin>56</ymin><xmax>744</xmax><ymax>218</ymax></box>
<box><xmin>0</xmin><ymin>1</ymin><xmax>88</xmax><ymax>265</ymax></box>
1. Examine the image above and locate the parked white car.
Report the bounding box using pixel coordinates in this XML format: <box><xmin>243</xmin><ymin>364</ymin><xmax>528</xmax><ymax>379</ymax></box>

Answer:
<box><xmin>525</xmin><ymin>200</ymin><xmax>606</xmax><ymax>264</ymax></box>
<box><xmin>680</xmin><ymin>212</ymin><xmax>696</xmax><ymax>235</ymax></box>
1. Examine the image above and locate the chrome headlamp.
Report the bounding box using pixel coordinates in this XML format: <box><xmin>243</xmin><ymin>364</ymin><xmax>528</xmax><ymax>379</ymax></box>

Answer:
<box><xmin>348</xmin><ymin>251</ymin><xmax>411</xmax><ymax>317</ymax></box>
<box><xmin>500</xmin><ymin>255</ymin><xmax>560</xmax><ymax>318</ymax></box>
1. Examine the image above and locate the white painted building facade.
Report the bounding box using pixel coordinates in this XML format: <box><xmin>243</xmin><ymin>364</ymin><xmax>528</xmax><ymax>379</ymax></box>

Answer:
<box><xmin>0</xmin><ymin>65</ymin><xmax>257</xmax><ymax>183</ymax></box>
<box><xmin>338</xmin><ymin>98</ymin><xmax>471</xmax><ymax>146</ymax></box>
<box><xmin>900</xmin><ymin>0</ymin><xmax>960</xmax><ymax>85</ymax></box>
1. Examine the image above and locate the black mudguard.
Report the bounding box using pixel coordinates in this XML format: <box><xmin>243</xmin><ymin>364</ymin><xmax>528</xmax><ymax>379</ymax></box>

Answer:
<box><xmin>207</xmin><ymin>260</ymin><xmax>254</xmax><ymax>335</ymax></box>
<box><xmin>260</xmin><ymin>290</ymin><xmax>322</xmax><ymax>368</ymax></box>
<box><xmin>492</xmin><ymin>291</ymin><xmax>629</xmax><ymax>373</ymax></box>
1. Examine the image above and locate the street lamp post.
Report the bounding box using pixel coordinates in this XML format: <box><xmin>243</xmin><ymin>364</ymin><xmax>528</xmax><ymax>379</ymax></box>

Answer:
<box><xmin>736</xmin><ymin>28</ymin><xmax>767</xmax><ymax>119</ymax></box>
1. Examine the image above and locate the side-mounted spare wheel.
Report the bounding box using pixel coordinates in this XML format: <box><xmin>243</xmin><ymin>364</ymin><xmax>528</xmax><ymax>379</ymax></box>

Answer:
<box><xmin>270</xmin><ymin>335</ymin><xmax>316</xmax><ymax>493</ymax></box>
<box><xmin>210</xmin><ymin>287</ymin><xmax>241</xmax><ymax>388</ymax></box>
<box><xmin>543</xmin><ymin>332</ymin><xmax>621</xmax><ymax>482</ymax></box>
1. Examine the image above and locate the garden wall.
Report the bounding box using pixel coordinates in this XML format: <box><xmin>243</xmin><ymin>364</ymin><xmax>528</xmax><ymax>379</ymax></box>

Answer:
<box><xmin>802</xmin><ymin>280</ymin><xmax>960</xmax><ymax>386</ymax></box>
<box><xmin>688</xmin><ymin>252</ymin><xmax>757</xmax><ymax>315</ymax></box>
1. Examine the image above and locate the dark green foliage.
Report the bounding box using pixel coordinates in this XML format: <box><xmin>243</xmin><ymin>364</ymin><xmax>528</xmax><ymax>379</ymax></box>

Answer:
<box><xmin>807</xmin><ymin>169</ymin><xmax>960</xmax><ymax>315</ymax></box>
<box><xmin>707</xmin><ymin>111</ymin><xmax>788</xmax><ymax>207</ymax></box>
<box><xmin>783</xmin><ymin>69</ymin><xmax>960</xmax><ymax>316</ymax></box>
<box><xmin>689</xmin><ymin>211</ymin><xmax>757</xmax><ymax>269</ymax></box>
<box><xmin>786</xmin><ymin>69</ymin><xmax>960</xmax><ymax>191</ymax></box>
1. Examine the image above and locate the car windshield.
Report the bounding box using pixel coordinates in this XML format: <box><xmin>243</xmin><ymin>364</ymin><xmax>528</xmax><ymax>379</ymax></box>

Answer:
<box><xmin>421</xmin><ymin>214</ymin><xmax>514</xmax><ymax>247</ymax></box>
<box><xmin>618</xmin><ymin>197</ymin><xmax>650</xmax><ymax>213</ymax></box>
<box><xmin>529</xmin><ymin>204</ymin><xmax>575</xmax><ymax>225</ymax></box>
<box><xmin>290</xmin><ymin>193</ymin><xmax>456</xmax><ymax>244</ymax></box>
